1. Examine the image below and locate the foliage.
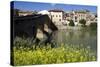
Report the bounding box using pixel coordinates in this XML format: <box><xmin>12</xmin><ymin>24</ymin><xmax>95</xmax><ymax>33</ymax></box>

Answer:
<box><xmin>89</xmin><ymin>23</ymin><xmax>97</xmax><ymax>30</ymax></box>
<box><xmin>79</xmin><ymin>19</ymin><xmax>86</xmax><ymax>26</ymax></box>
<box><xmin>32</xmin><ymin>10</ymin><xmax>38</xmax><ymax>15</ymax></box>
<box><xmin>69</xmin><ymin>20</ymin><xmax>75</xmax><ymax>26</ymax></box>
<box><xmin>13</xmin><ymin>38</ymin><xmax>97</xmax><ymax>66</ymax></box>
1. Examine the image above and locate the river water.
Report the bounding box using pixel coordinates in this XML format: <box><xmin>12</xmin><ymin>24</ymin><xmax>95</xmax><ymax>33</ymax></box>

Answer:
<box><xmin>52</xmin><ymin>27</ymin><xmax>97</xmax><ymax>51</ymax></box>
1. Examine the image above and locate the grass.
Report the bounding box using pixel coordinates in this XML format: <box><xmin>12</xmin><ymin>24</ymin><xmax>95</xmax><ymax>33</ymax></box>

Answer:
<box><xmin>12</xmin><ymin>37</ymin><xmax>97</xmax><ymax>66</ymax></box>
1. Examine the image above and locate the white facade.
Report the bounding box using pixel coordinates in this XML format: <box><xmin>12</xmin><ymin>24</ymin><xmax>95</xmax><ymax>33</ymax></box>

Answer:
<box><xmin>38</xmin><ymin>10</ymin><xmax>50</xmax><ymax>15</ymax></box>
<box><xmin>38</xmin><ymin>10</ymin><xmax>97</xmax><ymax>27</ymax></box>
<box><xmin>66</xmin><ymin>10</ymin><xmax>97</xmax><ymax>26</ymax></box>
<box><xmin>49</xmin><ymin>10</ymin><xmax>64</xmax><ymax>26</ymax></box>
<box><xmin>72</xmin><ymin>11</ymin><xmax>88</xmax><ymax>26</ymax></box>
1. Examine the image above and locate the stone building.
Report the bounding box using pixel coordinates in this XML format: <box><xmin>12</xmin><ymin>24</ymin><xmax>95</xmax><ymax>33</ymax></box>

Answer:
<box><xmin>48</xmin><ymin>9</ymin><xmax>64</xmax><ymax>26</ymax></box>
<box><xmin>65</xmin><ymin>10</ymin><xmax>97</xmax><ymax>26</ymax></box>
<box><xmin>18</xmin><ymin>10</ymin><xmax>34</xmax><ymax>16</ymax></box>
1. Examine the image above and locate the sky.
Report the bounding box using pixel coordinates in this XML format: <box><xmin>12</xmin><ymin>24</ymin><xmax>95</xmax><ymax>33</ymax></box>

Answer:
<box><xmin>11</xmin><ymin>1</ymin><xmax>97</xmax><ymax>13</ymax></box>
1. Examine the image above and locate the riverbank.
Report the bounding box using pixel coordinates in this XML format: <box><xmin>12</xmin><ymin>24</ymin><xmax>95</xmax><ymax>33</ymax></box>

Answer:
<box><xmin>12</xmin><ymin>41</ymin><xmax>96</xmax><ymax>66</ymax></box>
<box><xmin>49</xmin><ymin>25</ymin><xmax>86</xmax><ymax>31</ymax></box>
<box><xmin>12</xmin><ymin>26</ymin><xmax>97</xmax><ymax>66</ymax></box>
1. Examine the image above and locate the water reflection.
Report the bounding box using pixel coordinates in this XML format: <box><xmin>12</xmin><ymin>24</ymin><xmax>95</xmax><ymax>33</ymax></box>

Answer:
<box><xmin>52</xmin><ymin>27</ymin><xmax>97</xmax><ymax>51</ymax></box>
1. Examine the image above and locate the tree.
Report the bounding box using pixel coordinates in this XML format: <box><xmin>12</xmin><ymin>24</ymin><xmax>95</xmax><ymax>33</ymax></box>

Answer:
<box><xmin>79</xmin><ymin>19</ymin><xmax>86</xmax><ymax>26</ymax></box>
<box><xmin>32</xmin><ymin>10</ymin><xmax>38</xmax><ymax>15</ymax></box>
<box><xmin>13</xmin><ymin>9</ymin><xmax>20</xmax><ymax>16</ymax></box>
<box><xmin>95</xmin><ymin>14</ymin><xmax>97</xmax><ymax>17</ymax></box>
<box><xmin>69</xmin><ymin>20</ymin><xmax>75</xmax><ymax>26</ymax></box>
<box><xmin>90</xmin><ymin>23</ymin><xmax>97</xmax><ymax>30</ymax></box>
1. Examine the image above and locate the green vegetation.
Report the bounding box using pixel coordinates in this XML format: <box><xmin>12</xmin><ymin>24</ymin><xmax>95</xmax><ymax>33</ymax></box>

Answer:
<box><xmin>32</xmin><ymin>10</ymin><xmax>38</xmax><ymax>15</ymax></box>
<box><xmin>90</xmin><ymin>23</ymin><xmax>97</xmax><ymax>30</ymax></box>
<box><xmin>79</xmin><ymin>19</ymin><xmax>86</xmax><ymax>26</ymax></box>
<box><xmin>69</xmin><ymin>20</ymin><xmax>75</xmax><ymax>26</ymax></box>
<box><xmin>12</xmin><ymin>37</ymin><xmax>97</xmax><ymax>66</ymax></box>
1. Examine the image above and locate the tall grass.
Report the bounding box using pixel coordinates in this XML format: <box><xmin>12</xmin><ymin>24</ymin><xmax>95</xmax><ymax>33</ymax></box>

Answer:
<box><xmin>12</xmin><ymin>37</ymin><xmax>97</xmax><ymax>66</ymax></box>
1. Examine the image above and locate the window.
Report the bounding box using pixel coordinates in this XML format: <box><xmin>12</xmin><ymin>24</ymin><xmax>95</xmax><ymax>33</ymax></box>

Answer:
<box><xmin>75</xmin><ymin>16</ymin><xmax>77</xmax><ymax>22</ymax></box>
<box><xmin>75</xmin><ymin>16</ymin><xmax>77</xmax><ymax>19</ymax></box>
<box><xmin>59</xmin><ymin>19</ymin><xmax>61</xmax><ymax>21</ymax></box>
<box><xmin>52</xmin><ymin>15</ymin><xmax>54</xmax><ymax>17</ymax></box>
<box><xmin>59</xmin><ymin>15</ymin><xmax>61</xmax><ymax>17</ymax></box>
<box><xmin>56</xmin><ymin>15</ymin><xmax>58</xmax><ymax>17</ymax></box>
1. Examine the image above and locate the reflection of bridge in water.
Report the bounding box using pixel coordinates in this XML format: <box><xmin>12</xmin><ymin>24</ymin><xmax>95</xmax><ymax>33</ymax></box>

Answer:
<box><xmin>13</xmin><ymin>14</ymin><xmax>58</xmax><ymax>44</ymax></box>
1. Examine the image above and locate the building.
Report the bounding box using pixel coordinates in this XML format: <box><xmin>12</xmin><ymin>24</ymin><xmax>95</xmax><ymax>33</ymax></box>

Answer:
<box><xmin>48</xmin><ymin>9</ymin><xmax>64</xmax><ymax>26</ymax></box>
<box><xmin>65</xmin><ymin>10</ymin><xmax>97</xmax><ymax>26</ymax></box>
<box><xmin>18</xmin><ymin>10</ymin><xmax>34</xmax><ymax>16</ymax></box>
<box><xmin>86</xmin><ymin>13</ymin><xmax>97</xmax><ymax>26</ymax></box>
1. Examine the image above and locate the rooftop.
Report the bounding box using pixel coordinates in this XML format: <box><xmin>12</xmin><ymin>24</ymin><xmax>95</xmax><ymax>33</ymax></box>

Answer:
<box><xmin>48</xmin><ymin>9</ymin><xmax>64</xmax><ymax>12</ymax></box>
<box><xmin>73</xmin><ymin>10</ymin><xmax>90</xmax><ymax>13</ymax></box>
<box><xmin>38</xmin><ymin>10</ymin><xmax>49</xmax><ymax>15</ymax></box>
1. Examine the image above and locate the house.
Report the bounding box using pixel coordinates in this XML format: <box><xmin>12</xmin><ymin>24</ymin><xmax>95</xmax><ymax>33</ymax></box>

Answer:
<box><xmin>18</xmin><ymin>10</ymin><xmax>34</xmax><ymax>16</ymax></box>
<box><xmin>71</xmin><ymin>10</ymin><xmax>89</xmax><ymax>26</ymax></box>
<box><xmin>86</xmin><ymin>13</ymin><xmax>97</xmax><ymax>26</ymax></box>
<box><xmin>66</xmin><ymin>10</ymin><xmax>97</xmax><ymax>26</ymax></box>
<box><xmin>48</xmin><ymin>9</ymin><xmax>64</xmax><ymax>26</ymax></box>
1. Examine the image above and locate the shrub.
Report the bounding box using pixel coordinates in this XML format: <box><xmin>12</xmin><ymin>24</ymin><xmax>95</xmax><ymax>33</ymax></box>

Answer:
<box><xmin>90</xmin><ymin>23</ymin><xmax>97</xmax><ymax>30</ymax></box>
<box><xmin>12</xmin><ymin>38</ymin><xmax>97</xmax><ymax>66</ymax></box>
<box><xmin>69</xmin><ymin>20</ymin><xmax>75</xmax><ymax>26</ymax></box>
<box><xmin>79</xmin><ymin>19</ymin><xmax>86</xmax><ymax>26</ymax></box>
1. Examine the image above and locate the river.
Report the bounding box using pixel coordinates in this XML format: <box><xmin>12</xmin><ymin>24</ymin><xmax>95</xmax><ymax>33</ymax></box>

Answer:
<box><xmin>52</xmin><ymin>27</ymin><xmax>97</xmax><ymax>52</ymax></box>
